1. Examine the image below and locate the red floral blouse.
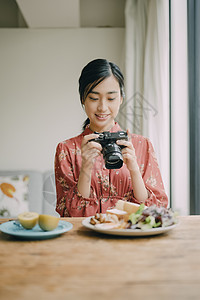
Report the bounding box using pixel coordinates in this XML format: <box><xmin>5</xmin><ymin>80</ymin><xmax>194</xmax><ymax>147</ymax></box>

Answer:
<box><xmin>55</xmin><ymin>123</ymin><xmax>168</xmax><ymax>217</ymax></box>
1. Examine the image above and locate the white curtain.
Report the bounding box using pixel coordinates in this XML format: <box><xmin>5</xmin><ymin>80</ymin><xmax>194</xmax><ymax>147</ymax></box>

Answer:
<box><xmin>119</xmin><ymin>0</ymin><xmax>170</xmax><ymax>198</ymax></box>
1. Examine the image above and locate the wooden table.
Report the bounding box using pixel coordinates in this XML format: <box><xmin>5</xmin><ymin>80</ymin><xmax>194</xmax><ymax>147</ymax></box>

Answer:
<box><xmin>0</xmin><ymin>216</ymin><xmax>200</xmax><ymax>300</ymax></box>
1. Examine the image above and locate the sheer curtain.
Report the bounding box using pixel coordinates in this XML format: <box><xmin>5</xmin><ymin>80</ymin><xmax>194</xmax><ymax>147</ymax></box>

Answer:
<box><xmin>118</xmin><ymin>0</ymin><xmax>170</xmax><ymax>198</ymax></box>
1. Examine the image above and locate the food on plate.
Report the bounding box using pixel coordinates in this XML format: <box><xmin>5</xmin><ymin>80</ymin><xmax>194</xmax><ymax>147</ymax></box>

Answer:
<box><xmin>123</xmin><ymin>201</ymin><xmax>141</xmax><ymax>214</ymax></box>
<box><xmin>106</xmin><ymin>208</ymin><xmax>128</xmax><ymax>220</ymax></box>
<box><xmin>128</xmin><ymin>204</ymin><xmax>177</xmax><ymax>230</ymax></box>
<box><xmin>115</xmin><ymin>200</ymin><xmax>140</xmax><ymax>214</ymax></box>
<box><xmin>90</xmin><ymin>213</ymin><xmax>120</xmax><ymax>225</ymax></box>
<box><xmin>18</xmin><ymin>212</ymin><xmax>60</xmax><ymax>231</ymax></box>
<box><xmin>95</xmin><ymin>223</ymin><xmax>120</xmax><ymax>230</ymax></box>
<box><xmin>89</xmin><ymin>200</ymin><xmax>178</xmax><ymax>231</ymax></box>
<box><xmin>115</xmin><ymin>199</ymin><xmax>125</xmax><ymax>210</ymax></box>
<box><xmin>90</xmin><ymin>212</ymin><xmax>130</xmax><ymax>229</ymax></box>
<box><xmin>18</xmin><ymin>212</ymin><xmax>39</xmax><ymax>229</ymax></box>
<box><xmin>38</xmin><ymin>214</ymin><xmax>59</xmax><ymax>231</ymax></box>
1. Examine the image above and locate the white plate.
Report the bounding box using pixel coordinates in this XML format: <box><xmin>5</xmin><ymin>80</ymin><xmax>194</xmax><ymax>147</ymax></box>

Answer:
<box><xmin>82</xmin><ymin>216</ymin><xmax>178</xmax><ymax>236</ymax></box>
<box><xmin>0</xmin><ymin>220</ymin><xmax>73</xmax><ymax>240</ymax></box>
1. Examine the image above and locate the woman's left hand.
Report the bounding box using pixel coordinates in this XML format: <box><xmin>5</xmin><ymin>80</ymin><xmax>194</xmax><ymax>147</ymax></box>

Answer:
<box><xmin>116</xmin><ymin>129</ymin><xmax>140</xmax><ymax>173</ymax></box>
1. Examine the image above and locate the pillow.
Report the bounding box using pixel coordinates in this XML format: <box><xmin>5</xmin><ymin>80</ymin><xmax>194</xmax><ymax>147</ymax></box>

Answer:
<box><xmin>0</xmin><ymin>175</ymin><xmax>29</xmax><ymax>217</ymax></box>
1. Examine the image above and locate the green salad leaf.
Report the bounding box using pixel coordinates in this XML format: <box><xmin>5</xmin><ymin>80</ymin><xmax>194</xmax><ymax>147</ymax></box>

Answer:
<box><xmin>128</xmin><ymin>204</ymin><xmax>175</xmax><ymax>230</ymax></box>
<box><xmin>128</xmin><ymin>203</ymin><xmax>145</xmax><ymax>225</ymax></box>
<box><xmin>137</xmin><ymin>216</ymin><xmax>161</xmax><ymax>230</ymax></box>
<box><xmin>135</xmin><ymin>203</ymin><xmax>145</xmax><ymax>214</ymax></box>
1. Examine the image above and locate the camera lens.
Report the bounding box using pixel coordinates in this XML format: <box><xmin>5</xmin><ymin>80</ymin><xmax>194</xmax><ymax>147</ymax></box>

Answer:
<box><xmin>102</xmin><ymin>143</ymin><xmax>123</xmax><ymax>169</ymax></box>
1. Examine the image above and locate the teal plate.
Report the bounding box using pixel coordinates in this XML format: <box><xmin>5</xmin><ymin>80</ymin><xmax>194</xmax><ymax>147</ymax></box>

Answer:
<box><xmin>0</xmin><ymin>220</ymin><xmax>73</xmax><ymax>240</ymax></box>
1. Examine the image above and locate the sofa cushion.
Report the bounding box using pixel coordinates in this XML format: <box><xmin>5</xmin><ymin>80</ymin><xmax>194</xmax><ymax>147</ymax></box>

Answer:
<box><xmin>0</xmin><ymin>174</ymin><xmax>29</xmax><ymax>217</ymax></box>
<box><xmin>0</xmin><ymin>170</ymin><xmax>43</xmax><ymax>216</ymax></box>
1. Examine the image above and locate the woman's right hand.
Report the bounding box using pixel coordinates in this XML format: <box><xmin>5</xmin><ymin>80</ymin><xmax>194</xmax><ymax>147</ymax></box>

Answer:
<box><xmin>81</xmin><ymin>133</ymin><xmax>102</xmax><ymax>172</ymax></box>
<box><xmin>78</xmin><ymin>134</ymin><xmax>102</xmax><ymax>198</ymax></box>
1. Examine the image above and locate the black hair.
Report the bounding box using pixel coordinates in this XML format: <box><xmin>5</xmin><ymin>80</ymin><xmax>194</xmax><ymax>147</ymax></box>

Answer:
<box><xmin>79</xmin><ymin>58</ymin><xmax>125</xmax><ymax>131</ymax></box>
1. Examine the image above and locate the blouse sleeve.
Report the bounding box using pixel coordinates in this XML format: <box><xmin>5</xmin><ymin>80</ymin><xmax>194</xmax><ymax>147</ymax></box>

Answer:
<box><xmin>124</xmin><ymin>137</ymin><xmax>168</xmax><ymax>208</ymax></box>
<box><xmin>54</xmin><ymin>142</ymin><xmax>99</xmax><ymax>217</ymax></box>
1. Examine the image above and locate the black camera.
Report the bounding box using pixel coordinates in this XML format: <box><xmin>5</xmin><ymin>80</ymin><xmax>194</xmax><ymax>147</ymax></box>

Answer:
<box><xmin>91</xmin><ymin>131</ymin><xmax>128</xmax><ymax>169</ymax></box>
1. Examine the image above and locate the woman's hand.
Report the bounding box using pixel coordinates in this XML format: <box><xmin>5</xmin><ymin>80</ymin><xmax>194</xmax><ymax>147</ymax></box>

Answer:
<box><xmin>117</xmin><ymin>129</ymin><xmax>148</xmax><ymax>202</ymax></box>
<box><xmin>81</xmin><ymin>133</ymin><xmax>102</xmax><ymax>172</ymax></box>
<box><xmin>78</xmin><ymin>133</ymin><xmax>102</xmax><ymax>198</ymax></box>
<box><xmin>116</xmin><ymin>129</ymin><xmax>139</xmax><ymax>173</ymax></box>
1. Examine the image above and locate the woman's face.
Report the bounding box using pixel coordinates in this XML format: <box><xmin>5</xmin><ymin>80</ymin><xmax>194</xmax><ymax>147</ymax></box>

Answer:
<box><xmin>84</xmin><ymin>75</ymin><xmax>123</xmax><ymax>132</ymax></box>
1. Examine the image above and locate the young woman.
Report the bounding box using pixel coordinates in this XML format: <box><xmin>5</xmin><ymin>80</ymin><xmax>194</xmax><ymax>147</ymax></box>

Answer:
<box><xmin>55</xmin><ymin>59</ymin><xmax>168</xmax><ymax>217</ymax></box>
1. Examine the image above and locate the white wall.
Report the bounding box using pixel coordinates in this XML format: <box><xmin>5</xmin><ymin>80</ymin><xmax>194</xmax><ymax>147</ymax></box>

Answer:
<box><xmin>0</xmin><ymin>28</ymin><xmax>125</xmax><ymax>172</ymax></box>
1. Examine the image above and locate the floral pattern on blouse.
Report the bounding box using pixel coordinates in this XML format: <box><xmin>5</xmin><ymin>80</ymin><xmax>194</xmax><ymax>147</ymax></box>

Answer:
<box><xmin>55</xmin><ymin>122</ymin><xmax>168</xmax><ymax>217</ymax></box>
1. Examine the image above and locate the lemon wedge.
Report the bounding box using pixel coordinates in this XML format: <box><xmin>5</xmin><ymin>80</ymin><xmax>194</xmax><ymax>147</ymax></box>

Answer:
<box><xmin>38</xmin><ymin>214</ymin><xmax>59</xmax><ymax>231</ymax></box>
<box><xmin>18</xmin><ymin>212</ymin><xmax>39</xmax><ymax>229</ymax></box>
